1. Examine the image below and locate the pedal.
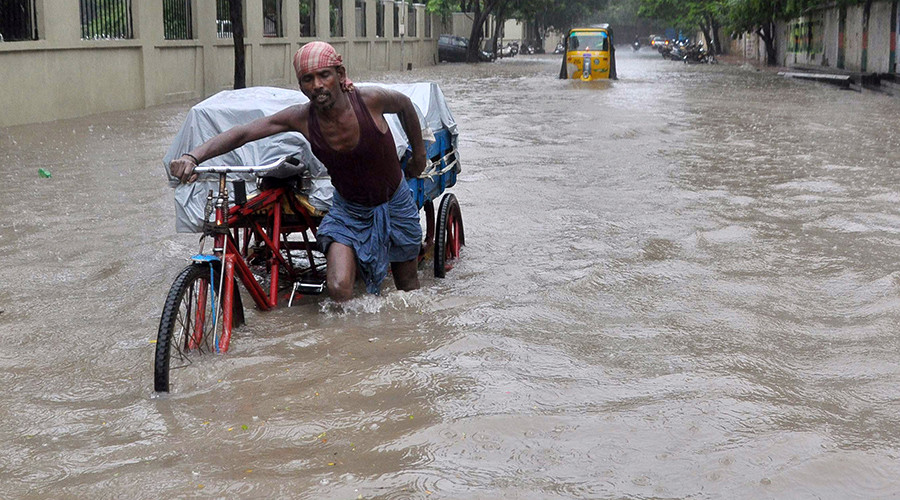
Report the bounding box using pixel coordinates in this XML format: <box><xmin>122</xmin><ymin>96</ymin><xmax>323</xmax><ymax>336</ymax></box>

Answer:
<box><xmin>296</xmin><ymin>282</ymin><xmax>325</xmax><ymax>294</ymax></box>
<box><xmin>288</xmin><ymin>281</ymin><xmax>326</xmax><ymax>306</ymax></box>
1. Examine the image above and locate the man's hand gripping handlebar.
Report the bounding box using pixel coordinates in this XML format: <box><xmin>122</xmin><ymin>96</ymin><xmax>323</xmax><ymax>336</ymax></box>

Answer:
<box><xmin>170</xmin><ymin>155</ymin><xmax>301</xmax><ymax>183</ymax></box>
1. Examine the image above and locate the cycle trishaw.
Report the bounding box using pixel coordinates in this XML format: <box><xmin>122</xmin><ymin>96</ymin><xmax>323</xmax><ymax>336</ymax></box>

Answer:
<box><xmin>154</xmin><ymin>83</ymin><xmax>463</xmax><ymax>393</ymax></box>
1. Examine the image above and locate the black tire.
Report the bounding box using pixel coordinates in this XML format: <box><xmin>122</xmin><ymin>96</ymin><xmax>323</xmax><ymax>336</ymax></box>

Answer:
<box><xmin>154</xmin><ymin>263</ymin><xmax>241</xmax><ymax>393</ymax></box>
<box><xmin>434</xmin><ymin>193</ymin><xmax>465</xmax><ymax>278</ymax></box>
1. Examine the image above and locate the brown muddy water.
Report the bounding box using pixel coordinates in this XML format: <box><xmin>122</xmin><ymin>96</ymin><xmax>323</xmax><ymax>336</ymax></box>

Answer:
<box><xmin>3</xmin><ymin>48</ymin><xmax>900</xmax><ymax>499</ymax></box>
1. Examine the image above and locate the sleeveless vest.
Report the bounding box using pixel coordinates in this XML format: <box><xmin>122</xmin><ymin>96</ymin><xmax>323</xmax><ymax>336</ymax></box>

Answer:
<box><xmin>308</xmin><ymin>91</ymin><xmax>402</xmax><ymax>206</ymax></box>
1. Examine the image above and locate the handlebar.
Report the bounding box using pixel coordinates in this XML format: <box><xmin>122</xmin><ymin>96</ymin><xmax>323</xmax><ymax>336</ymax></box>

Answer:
<box><xmin>191</xmin><ymin>152</ymin><xmax>452</xmax><ymax>179</ymax></box>
<box><xmin>192</xmin><ymin>155</ymin><xmax>300</xmax><ymax>175</ymax></box>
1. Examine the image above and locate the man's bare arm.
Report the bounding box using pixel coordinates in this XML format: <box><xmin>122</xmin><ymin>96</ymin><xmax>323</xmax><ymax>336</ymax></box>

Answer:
<box><xmin>170</xmin><ymin>105</ymin><xmax>305</xmax><ymax>183</ymax></box>
<box><xmin>371</xmin><ymin>88</ymin><xmax>427</xmax><ymax>178</ymax></box>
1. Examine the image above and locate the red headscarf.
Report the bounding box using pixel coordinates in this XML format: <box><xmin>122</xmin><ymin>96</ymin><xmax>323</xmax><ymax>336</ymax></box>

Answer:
<box><xmin>293</xmin><ymin>42</ymin><xmax>355</xmax><ymax>92</ymax></box>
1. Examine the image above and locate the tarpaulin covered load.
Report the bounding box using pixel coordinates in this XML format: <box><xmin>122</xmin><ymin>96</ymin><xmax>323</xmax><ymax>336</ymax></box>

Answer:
<box><xmin>163</xmin><ymin>82</ymin><xmax>459</xmax><ymax>233</ymax></box>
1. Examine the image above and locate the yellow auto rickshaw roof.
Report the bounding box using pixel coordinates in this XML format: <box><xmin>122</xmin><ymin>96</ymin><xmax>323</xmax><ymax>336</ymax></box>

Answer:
<box><xmin>569</xmin><ymin>28</ymin><xmax>608</xmax><ymax>34</ymax></box>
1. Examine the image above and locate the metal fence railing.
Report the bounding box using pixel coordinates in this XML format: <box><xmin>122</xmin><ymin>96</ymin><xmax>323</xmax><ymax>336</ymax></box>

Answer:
<box><xmin>329</xmin><ymin>0</ymin><xmax>342</xmax><ymax>37</ymax></box>
<box><xmin>393</xmin><ymin>2</ymin><xmax>398</xmax><ymax>37</ymax></box>
<box><xmin>216</xmin><ymin>0</ymin><xmax>233</xmax><ymax>38</ymax></box>
<box><xmin>0</xmin><ymin>0</ymin><xmax>39</xmax><ymax>41</ymax></box>
<box><xmin>355</xmin><ymin>0</ymin><xmax>365</xmax><ymax>38</ymax></box>
<box><xmin>264</xmin><ymin>0</ymin><xmax>283</xmax><ymax>37</ymax></box>
<box><xmin>163</xmin><ymin>0</ymin><xmax>192</xmax><ymax>40</ymax></box>
<box><xmin>299</xmin><ymin>0</ymin><xmax>315</xmax><ymax>37</ymax></box>
<box><xmin>80</xmin><ymin>0</ymin><xmax>133</xmax><ymax>40</ymax></box>
<box><xmin>1</xmin><ymin>0</ymin><xmax>430</xmax><ymax>44</ymax></box>
<box><xmin>375</xmin><ymin>1</ymin><xmax>384</xmax><ymax>38</ymax></box>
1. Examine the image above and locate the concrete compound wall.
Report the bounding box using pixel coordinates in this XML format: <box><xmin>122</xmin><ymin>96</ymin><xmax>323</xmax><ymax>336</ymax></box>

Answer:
<box><xmin>737</xmin><ymin>0</ymin><xmax>899</xmax><ymax>74</ymax></box>
<box><xmin>867</xmin><ymin>1</ymin><xmax>894</xmax><ymax>72</ymax></box>
<box><xmin>0</xmin><ymin>0</ymin><xmax>439</xmax><ymax>127</ymax></box>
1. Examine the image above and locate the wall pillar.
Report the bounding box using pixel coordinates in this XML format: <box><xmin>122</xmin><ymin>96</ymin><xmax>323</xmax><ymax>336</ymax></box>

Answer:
<box><xmin>384</xmin><ymin>0</ymin><xmax>394</xmax><ymax>41</ymax></box>
<box><xmin>316</xmin><ymin>0</ymin><xmax>330</xmax><ymax>38</ymax></box>
<box><xmin>285</xmin><ymin>0</ymin><xmax>301</xmax><ymax>84</ymax></box>
<box><xmin>343</xmin><ymin>0</ymin><xmax>354</xmax><ymax>38</ymax></box>
<box><xmin>38</xmin><ymin>0</ymin><xmax>80</xmax><ymax>44</ymax></box>
<box><xmin>197</xmin><ymin>0</ymin><xmax>217</xmax><ymax>97</ymax></box>
<box><xmin>366</xmin><ymin>0</ymin><xmax>377</xmax><ymax>38</ymax></box>
<box><xmin>133</xmin><ymin>1</ymin><xmax>164</xmax><ymax>107</ymax></box>
<box><xmin>342</xmin><ymin>0</ymin><xmax>355</xmax><ymax>66</ymax></box>
<box><xmin>415</xmin><ymin>4</ymin><xmax>424</xmax><ymax>40</ymax></box>
<box><xmin>285</xmin><ymin>0</ymin><xmax>301</xmax><ymax>40</ymax></box>
<box><xmin>246</xmin><ymin>0</ymin><xmax>262</xmax><ymax>85</ymax></box>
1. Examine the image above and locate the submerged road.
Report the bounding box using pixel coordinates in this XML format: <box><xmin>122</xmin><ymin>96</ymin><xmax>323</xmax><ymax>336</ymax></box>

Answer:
<box><xmin>3</xmin><ymin>48</ymin><xmax>900</xmax><ymax>498</ymax></box>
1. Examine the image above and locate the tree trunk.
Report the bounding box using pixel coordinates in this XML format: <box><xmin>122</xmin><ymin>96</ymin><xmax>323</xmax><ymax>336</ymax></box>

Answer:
<box><xmin>759</xmin><ymin>23</ymin><xmax>777</xmax><ymax>66</ymax></box>
<box><xmin>710</xmin><ymin>15</ymin><xmax>723</xmax><ymax>55</ymax></box>
<box><xmin>699</xmin><ymin>21</ymin><xmax>712</xmax><ymax>52</ymax></box>
<box><xmin>465</xmin><ymin>0</ymin><xmax>501</xmax><ymax>62</ymax></box>
<box><xmin>231</xmin><ymin>0</ymin><xmax>246</xmax><ymax>89</ymax></box>
<box><xmin>466</xmin><ymin>1</ymin><xmax>483</xmax><ymax>62</ymax></box>
<box><xmin>491</xmin><ymin>15</ymin><xmax>502</xmax><ymax>58</ymax></box>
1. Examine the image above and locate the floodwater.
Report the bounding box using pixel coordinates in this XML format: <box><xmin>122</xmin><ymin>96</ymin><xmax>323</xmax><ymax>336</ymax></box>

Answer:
<box><xmin>3</xmin><ymin>47</ymin><xmax>900</xmax><ymax>498</ymax></box>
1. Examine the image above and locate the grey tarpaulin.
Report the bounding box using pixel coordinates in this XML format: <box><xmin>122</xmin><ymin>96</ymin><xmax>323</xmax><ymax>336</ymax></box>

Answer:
<box><xmin>163</xmin><ymin>82</ymin><xmax>458</xmax><ymax>233</ymax></box>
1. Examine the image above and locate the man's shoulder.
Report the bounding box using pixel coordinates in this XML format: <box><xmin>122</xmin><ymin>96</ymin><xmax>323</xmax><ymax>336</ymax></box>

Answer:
<box><xmin>285</xmin><ymin>102</ymin><xmax>310</xmax><ymax>115</ymax></box>
<box><xmin>356</xmin><ymin>86</ymin><xmax>396</xmax><ymax>101</ymax></box>
<box><xmin>356</xmin><ymin>86</ymin><xmax>403</xmax><ymax>111</ymax></box>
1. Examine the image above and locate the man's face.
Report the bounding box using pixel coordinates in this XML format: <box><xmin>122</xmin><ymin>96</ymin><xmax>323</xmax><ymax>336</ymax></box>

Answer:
<box><xmin>298</xmin><ymin>66</ymin><xmax>344</xmax><ymax>110</ymax></box>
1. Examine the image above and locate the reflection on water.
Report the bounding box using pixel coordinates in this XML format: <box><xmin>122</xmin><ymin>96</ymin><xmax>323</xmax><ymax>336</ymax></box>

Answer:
<box><xmin>3</xmin><ymin>48</ymin><xmax>900</xmax><ymax>498</ymax></box>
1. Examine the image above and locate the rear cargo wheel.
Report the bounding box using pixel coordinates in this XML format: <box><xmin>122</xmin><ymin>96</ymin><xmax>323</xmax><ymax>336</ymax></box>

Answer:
<box><xmin>434</xmin><ymin>193</ymin><xmax>464</xmax><ymax>278</ymax></box>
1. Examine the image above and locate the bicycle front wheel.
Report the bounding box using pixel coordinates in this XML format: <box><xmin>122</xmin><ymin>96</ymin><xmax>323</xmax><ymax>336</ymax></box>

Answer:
<box><xmin>154</xmin><ymin>263</ymin><xmax>222</xmax><ymax>393</ymax></box>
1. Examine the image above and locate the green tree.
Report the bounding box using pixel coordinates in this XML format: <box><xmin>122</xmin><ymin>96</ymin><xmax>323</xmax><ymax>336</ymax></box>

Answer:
<box><xmin>529</xmin><ymin>0</ymin><xmax>609</xmax><ymax>34</ymax></box>
<box><xmin>638</xmin><ymin>0</ymin><xmax>726</xmax><ymax>54</ymax></box>
<box><xmin>512</xmin><ymin>0</ymin><xmax>609</xmax><ymax>50</ymax></box>
<box><xmin>600</xmin><ymin>0</ymin><xmax>642</xmax><ymax>26</ymax></box>
<box><xmin>428</xmin><ymin>0</ymin><xmax>609</xmax><ymax>62</ymax></box>
<box><xmin>725</xmin><ymin>0</ymin><xmax>784</xmax><ymax>64</ymax></box>
<box><xmin>426</xmin><ymin>0</ymin><xmax>460</xmax><ymax>24</ymax></box>
<box><xmin>463</xmin><ymin>0</ymin><xmax>503</xmax><ymax>61</ymax></box>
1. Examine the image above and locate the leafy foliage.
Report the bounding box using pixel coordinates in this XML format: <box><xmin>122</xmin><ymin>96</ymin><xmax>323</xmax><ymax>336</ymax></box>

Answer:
<box><xmin>426</xmin><ymin>0</ymin><xmax>610</xmax><ymax>60</ymax></box>
<box><xmin>515</xmin><ymin>0</ymin><xmax>610</xmax><ymax>34</ymax></box>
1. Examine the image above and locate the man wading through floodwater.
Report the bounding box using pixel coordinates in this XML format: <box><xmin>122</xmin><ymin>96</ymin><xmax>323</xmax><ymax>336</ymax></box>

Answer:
<box><xmin>168</xmin><ymin>42</ymin><xmax>426</xmax><ymax>301</ymax></box>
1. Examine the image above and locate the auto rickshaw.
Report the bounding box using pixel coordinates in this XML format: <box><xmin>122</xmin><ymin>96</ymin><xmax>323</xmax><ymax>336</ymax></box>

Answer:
<box><xmin>558</xmin><ymin>24</ymin><xmax>617</xmax><ymax>81</ymax></box>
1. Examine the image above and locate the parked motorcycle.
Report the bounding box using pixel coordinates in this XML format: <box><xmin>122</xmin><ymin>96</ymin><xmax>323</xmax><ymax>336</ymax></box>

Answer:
<box><xmin>496</xmin><ymin>42</ymin><xmax>518</xmax><ymax>58</ymax></box>
<box><xmin>682</xmin><ymin>43</ymin><xmax>717</xmax><ymax>64</ymax></box>
<box><xmin>656</xmin><ymin>39</ymin><xmax>673</xmax><ymax>58</ymax></box>
<box><xmin>666</xmin><ymin>40</ymin><xmax>687</xmax><ymax>60</ymax></box>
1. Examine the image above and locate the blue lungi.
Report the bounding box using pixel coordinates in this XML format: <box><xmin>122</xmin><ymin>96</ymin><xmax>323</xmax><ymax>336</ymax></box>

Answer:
<box><xmin>317</xmin><ymin>182</ymin><xmax>422</xmax><ymax>294</ymax></box>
